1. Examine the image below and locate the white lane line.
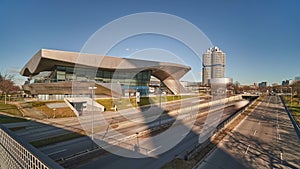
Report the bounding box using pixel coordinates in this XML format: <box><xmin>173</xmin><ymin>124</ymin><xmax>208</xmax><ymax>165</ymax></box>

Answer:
<box><xmin>192</xmin><ymin>100</ymin><xmax>203</xmax><ymax>103</ymax></box>
<box><xmin>244</xmin><ymin>145</ymin><xmax>251</xmax><ymax>154</ymax></box>
<box><xmin>148</xmin><ymin>146</ymin><xmax>161</xmax><ymax>154</ymax></box>
<box><xmin>253</xmin><ymin>130</ymin><xmax>257</xmax><ymax>136</ymax></box>
<box><xmin>48</xmin><ymin>149</ymin><xmax>67</xmax><ymax>156</ymax></box>
<box><xmin>182</xmin><ymin>131</ymin><xmax>190</xmax><ymax>137</ymax></box>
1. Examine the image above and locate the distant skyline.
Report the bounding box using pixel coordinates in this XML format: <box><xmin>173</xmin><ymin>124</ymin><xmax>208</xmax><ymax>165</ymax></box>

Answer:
<box><xmin>0</xmin><ymin>0</ymin><xmax>299</xmax><ymax>85</ymax></box>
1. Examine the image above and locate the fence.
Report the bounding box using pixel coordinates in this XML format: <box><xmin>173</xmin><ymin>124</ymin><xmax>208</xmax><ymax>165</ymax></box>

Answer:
<box><xmin>0</xmin><ymin>125</ymin><xmax>63</xmax><ymax>169</ymax></box>
<box><xmin>185</xmin><ymin>96</ymin><xmax>259</xmax><ymax>161</ymax></box>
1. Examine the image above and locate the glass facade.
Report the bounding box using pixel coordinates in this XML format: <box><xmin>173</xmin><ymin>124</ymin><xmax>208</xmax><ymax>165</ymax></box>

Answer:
<box><xmin>51</xmin><ymin>66</ymin><xmax>151</xmax><ymax>96</ymax></box>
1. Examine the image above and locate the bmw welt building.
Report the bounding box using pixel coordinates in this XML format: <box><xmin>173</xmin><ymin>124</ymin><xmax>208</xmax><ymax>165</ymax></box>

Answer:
<box><xmin>20</xmin><ymin>49</ymin><xmax>191</xmax><ymax>100</ymax></box>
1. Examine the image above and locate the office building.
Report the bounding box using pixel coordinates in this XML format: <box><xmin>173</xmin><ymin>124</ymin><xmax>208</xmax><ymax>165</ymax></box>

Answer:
<box><xmin>202</xmin><ymin>47</ymin><xmax>226</xmax><ymax>85</ymax></box>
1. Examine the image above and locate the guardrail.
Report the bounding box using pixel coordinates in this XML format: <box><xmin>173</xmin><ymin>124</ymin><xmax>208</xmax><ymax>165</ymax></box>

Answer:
<box><xmin>279</xmin><ymin>96</ymin><xmax>300</xmax><ymax>139</ymax></box>
<box><xmin>185</xmin><ymin>97</ymin><xmax>259</xmax><ymax>161</ymax></box>
<box><xmin>0</xmin><ymin>124</ymin><xmax>63</xmax><ymax>169</ymax></box>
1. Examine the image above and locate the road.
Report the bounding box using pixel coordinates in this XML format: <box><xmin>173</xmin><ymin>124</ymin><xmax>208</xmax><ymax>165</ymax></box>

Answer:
<box><xmin>71</xmin><ymin>102</ymin><xmax>243</xmax><ymax>169</ymax></box>
<box><xmin>4</xmin><ymin>95</ymin><xmax>245</xmax><ymax>168</ymax></box>
<box><xmin>198</xmin><ymin>95</ymin><xmax>300</xmax><ymax>169</ymax></box>
<box><xmin>37</xmin><ymin>99</ymin><xmax>242</xmax><ymax>162</ymax></box>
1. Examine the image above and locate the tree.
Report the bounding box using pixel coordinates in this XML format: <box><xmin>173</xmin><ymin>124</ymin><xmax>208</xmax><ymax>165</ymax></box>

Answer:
<box><xmin>0</xmin><ymin>72</ymin><xmax>20</xmax><ymax>97</ymax></box>
<box><xmin>227</xmin><ymin>82</ymin><xmax>240</xmax><ymax>94</ymax></box>
<box><xmin>292</xmin><ymin>81</ymin><xmax>300</xmax><ymax>98</ymax></box>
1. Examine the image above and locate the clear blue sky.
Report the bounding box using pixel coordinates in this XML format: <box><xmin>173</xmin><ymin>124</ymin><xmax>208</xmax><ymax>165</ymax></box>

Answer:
<box><xmin>0</xmin><ymin>0</ymin><xmax>299</xmax><ymax>85</ymax></box>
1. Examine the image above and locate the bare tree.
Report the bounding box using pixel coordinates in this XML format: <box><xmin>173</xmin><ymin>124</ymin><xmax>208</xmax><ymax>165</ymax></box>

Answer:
<box><xmin>0</xmin><ymin>72</ymin><xmax>20</xmax><ymax>97</ymax></box>
<box><xmin>227</xmin><ymin>82</ymin><xmax>241</xmax><ymax>94</ymax></box>
<box><xmin>292</xmin><ymin>81</ymin><xmax>300</xmax><ymax>98</ymax></box>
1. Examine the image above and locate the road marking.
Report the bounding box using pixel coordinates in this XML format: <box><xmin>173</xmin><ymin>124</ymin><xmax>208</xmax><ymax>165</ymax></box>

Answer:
<box><xmin>48</xmin><ymin>149</ymin><xmax>67</xmax><ymax>156</ymax></box>
<box><xmin>245</xmin><ymin>145</ymin><xmax>251</xmax><ymax>154</ymax></box>
<box><xmin>192</xmin><ymin>100</ymin><xmax>203</xmax><ymax>103</ymax></box>
<box><xmin>182</xmin><ymin>131</ymin><xmax>190</xmax><ymax>137</ymax></box>
<box><xmin>148</xmin><ymin>146</ymin><xmax>161</xmax><ymax>154</ymax></box>
<box><xmin>253</xmin><ymin>130</ymin><xmax>257</xmax><ymax>136</ymax></box>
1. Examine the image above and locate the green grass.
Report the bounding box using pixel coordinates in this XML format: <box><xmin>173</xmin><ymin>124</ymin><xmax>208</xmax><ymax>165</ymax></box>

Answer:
<box><xmin>30</xmin><ymin>132</ymin><xmax>84</xmax><ymax>148</ymax></box>
<box><xmin>96</xmin><ymin>95</ymin><xmax>197</xmax><ymax>111</ymax></box>
<box><xmin>9</xmin><ymin>126</ymin><xmax>26</xmax><ymax>131</ymax></box>
<box><xmin>0</xmin><ymin>102</ymin><xmax>22</xmax><ymax>116</ymax></box>
<box><xmin>161</xmin><ymin>158</ymin><xmax>193</xmax><ymax>169</ymax></box>
<box><xmin>24</xmin><ymin>101</ymin><xmax>76</xmax><ymax>118</ymax></box>
<box><xmin>29</xmin><ymin>100</ymin><xmax>65</xmax><ymax>107</ymax></box>
<box><xmin>283</xmin><ymin>96</ymin><xmax>300</xmax><ymax>125</ymax></box>
<box><xmin>0</xmin><ymin>115</ymin><xmax>27</xmax><ymax>124</ymax></box>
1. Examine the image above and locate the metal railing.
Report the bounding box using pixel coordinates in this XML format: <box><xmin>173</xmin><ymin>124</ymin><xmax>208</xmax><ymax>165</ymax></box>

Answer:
<box><xmin>0</xmin><ymin>125</ymin><xmax>63</xmax><ymax>169</ymax></box>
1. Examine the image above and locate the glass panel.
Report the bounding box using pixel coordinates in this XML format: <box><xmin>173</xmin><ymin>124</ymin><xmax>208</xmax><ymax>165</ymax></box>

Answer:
<box><xmin>56</xmin><ymin>71</ymin><xmax>65</xmax><ymax>81</ymax></box>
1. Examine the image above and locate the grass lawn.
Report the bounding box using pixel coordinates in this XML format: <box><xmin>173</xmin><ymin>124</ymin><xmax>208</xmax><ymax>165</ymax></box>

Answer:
<box><xmin>30</xmin><ymin>132</ymin><xmax>84</xmax><ymax>148</ymax></box>
<box><xmin>0</xmin><ymin>102</ymin><xmax>22</xmax><ymax>116</ymax></box>
<box><xmin>161</xmin><ymin>158</ymin><xmax>193</xmax><ymax>169</ymax></box>
<box><xmin>283</xmin><ymin>96</ymin><xmax>300</xmax><ymax>125</ymax></box>
<box><xmin>290</xmin><ymin>104</ymin><xmax>300</xmax><ymax>125</ymax></box>
<box><xmin>0</xmin><ymin>115</ymin><xmax>27</xmax><ymax>124</ymax></box>
<box><xmin>26</xmin><ymin>101</ymin><xmax>76</xmax><ymax>118</ymax></box>
<box><xmin>97</xmin><ymin>95</ymin><xmax>198</xmax><ymax>111</ymax></box>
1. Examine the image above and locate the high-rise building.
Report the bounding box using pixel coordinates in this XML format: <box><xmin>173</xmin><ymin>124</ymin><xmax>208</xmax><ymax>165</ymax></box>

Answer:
<box><xmin>282</xmin><ymin>80</ymin><xmax>290</xmax><ymax>86</ymax></box>
<box><xmin>202</xmin><ymin>47</ymin><xmax>226</xmax><ymax>85</ymax></box>
<box><xmin>258</xmin><ymin>82</ymin><xmax>267</xmax><ymax>88</ymax></box>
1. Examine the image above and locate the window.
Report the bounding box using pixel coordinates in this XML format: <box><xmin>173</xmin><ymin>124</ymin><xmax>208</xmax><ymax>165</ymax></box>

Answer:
<box><xmin>56</xmin><ymin>71</ymin><xmax>65</xmax><ymax>81</ymax></box>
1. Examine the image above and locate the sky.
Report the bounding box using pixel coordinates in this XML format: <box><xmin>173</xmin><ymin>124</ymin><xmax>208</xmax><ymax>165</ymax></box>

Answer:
<box><xmin>0</xmin><ymin>0</ymin><xmax>299</xmax><ymax>85</ymax></box>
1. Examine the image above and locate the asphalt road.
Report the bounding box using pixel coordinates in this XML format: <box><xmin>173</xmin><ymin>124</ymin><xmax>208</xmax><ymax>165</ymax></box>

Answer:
<box><xmin>4</xmin><ymin>96</ymin><xmax>245</xmax><ymax>169</ymax></box>
<box><xmin>198</xmin><ymin>95</ymin><xmax>300</xmax><ymax>169</ymax></box>
<box><xmin>36</xmin><ymin>99</ymin><xmax>240</xmax><ymax>161</ymax></box>
<box><xmin>72</xmin><ymin>103</ymin><xmax>241</xmax><ymax>169</ymax></box>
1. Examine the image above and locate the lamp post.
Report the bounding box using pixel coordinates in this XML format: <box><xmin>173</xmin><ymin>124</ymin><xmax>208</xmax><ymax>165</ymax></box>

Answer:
<box><xmin>4</xmin><ymin>92</ymin><xmax>6</xmax><ymax>104</ymax></box>
<box><xmin>158</xmin><ymin>81</ymin><xmax>163</xmax><ymax>126</ymax></box>
<box><xmin>136</xmin><ymin>132</ymin><xmax>139</xmax><ymax>146</ymax></box>
<box><xmin>53</xmin><ymin>108</ymin><xmax>56</xmax><ymax>118</ymax></box>
<box><xmin>289</xmin><ymin>87</ymin><xmax>293</xmax><ymax>106</ymax></box>
<box><xmin>88</xmin><ymin>86</ymin><xmax>97</xmax><ymax>140</ymax></box>
<box><xmin>159</xmin><ymin>81</ymin><xmax>162</xmax><ymax>108</ymax></box>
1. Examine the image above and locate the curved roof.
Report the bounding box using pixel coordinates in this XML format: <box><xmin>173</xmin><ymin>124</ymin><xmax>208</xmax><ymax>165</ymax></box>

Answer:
<box><xmin>20</xmin><ymin>49</ymin><xmax>191</xmax><ymax>94</ymax></box>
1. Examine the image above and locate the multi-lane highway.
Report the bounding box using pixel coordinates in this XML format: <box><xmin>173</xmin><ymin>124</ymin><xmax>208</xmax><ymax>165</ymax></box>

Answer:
<box><xmin>198</xmin><ymin>95</ymin><xmax>300</xmax><ymax>169</ymax></box>
<box><xmin>3</xmin><ymin>95</ymin><xmax>247</xmax><ymax>169</ymax></box>
<box><xmin>70</xmin><ymin>101</ymin><xmax>245</xmax><ymax>169</ymax></box>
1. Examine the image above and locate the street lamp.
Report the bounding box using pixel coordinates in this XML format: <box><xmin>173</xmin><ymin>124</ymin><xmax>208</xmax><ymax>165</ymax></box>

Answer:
<box><xmin>159</xmin><ymin>80</ymin><xmax>163</xmax><ymax>108</ymax></box>
<box><xmin>136</xmin><ymin>132</ymin><xmax>139</xmax><ymax>146</ymax></box>
<box><xmin>88</xmin><ymin>86</ymin><xmax>97</xmax><ymax>140</ymax></box>
<box><xmin>8</xmin><ymin>95</ymin><xmax>11</xmax><ymax>103</ymax></box>
<box><xmin>289</xmin><ymin>87</ymin><xmax>293</xmax><ymax>106</ymax></box>
<box><xmin>4</xmin><ymin>92</ymin><xmax>6</xmax><ymax>104</ymax></box>
<box><xmin>53</xmin><ymin>108</ymin><xmax>56</xmax><ymax>118</ymax></box>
